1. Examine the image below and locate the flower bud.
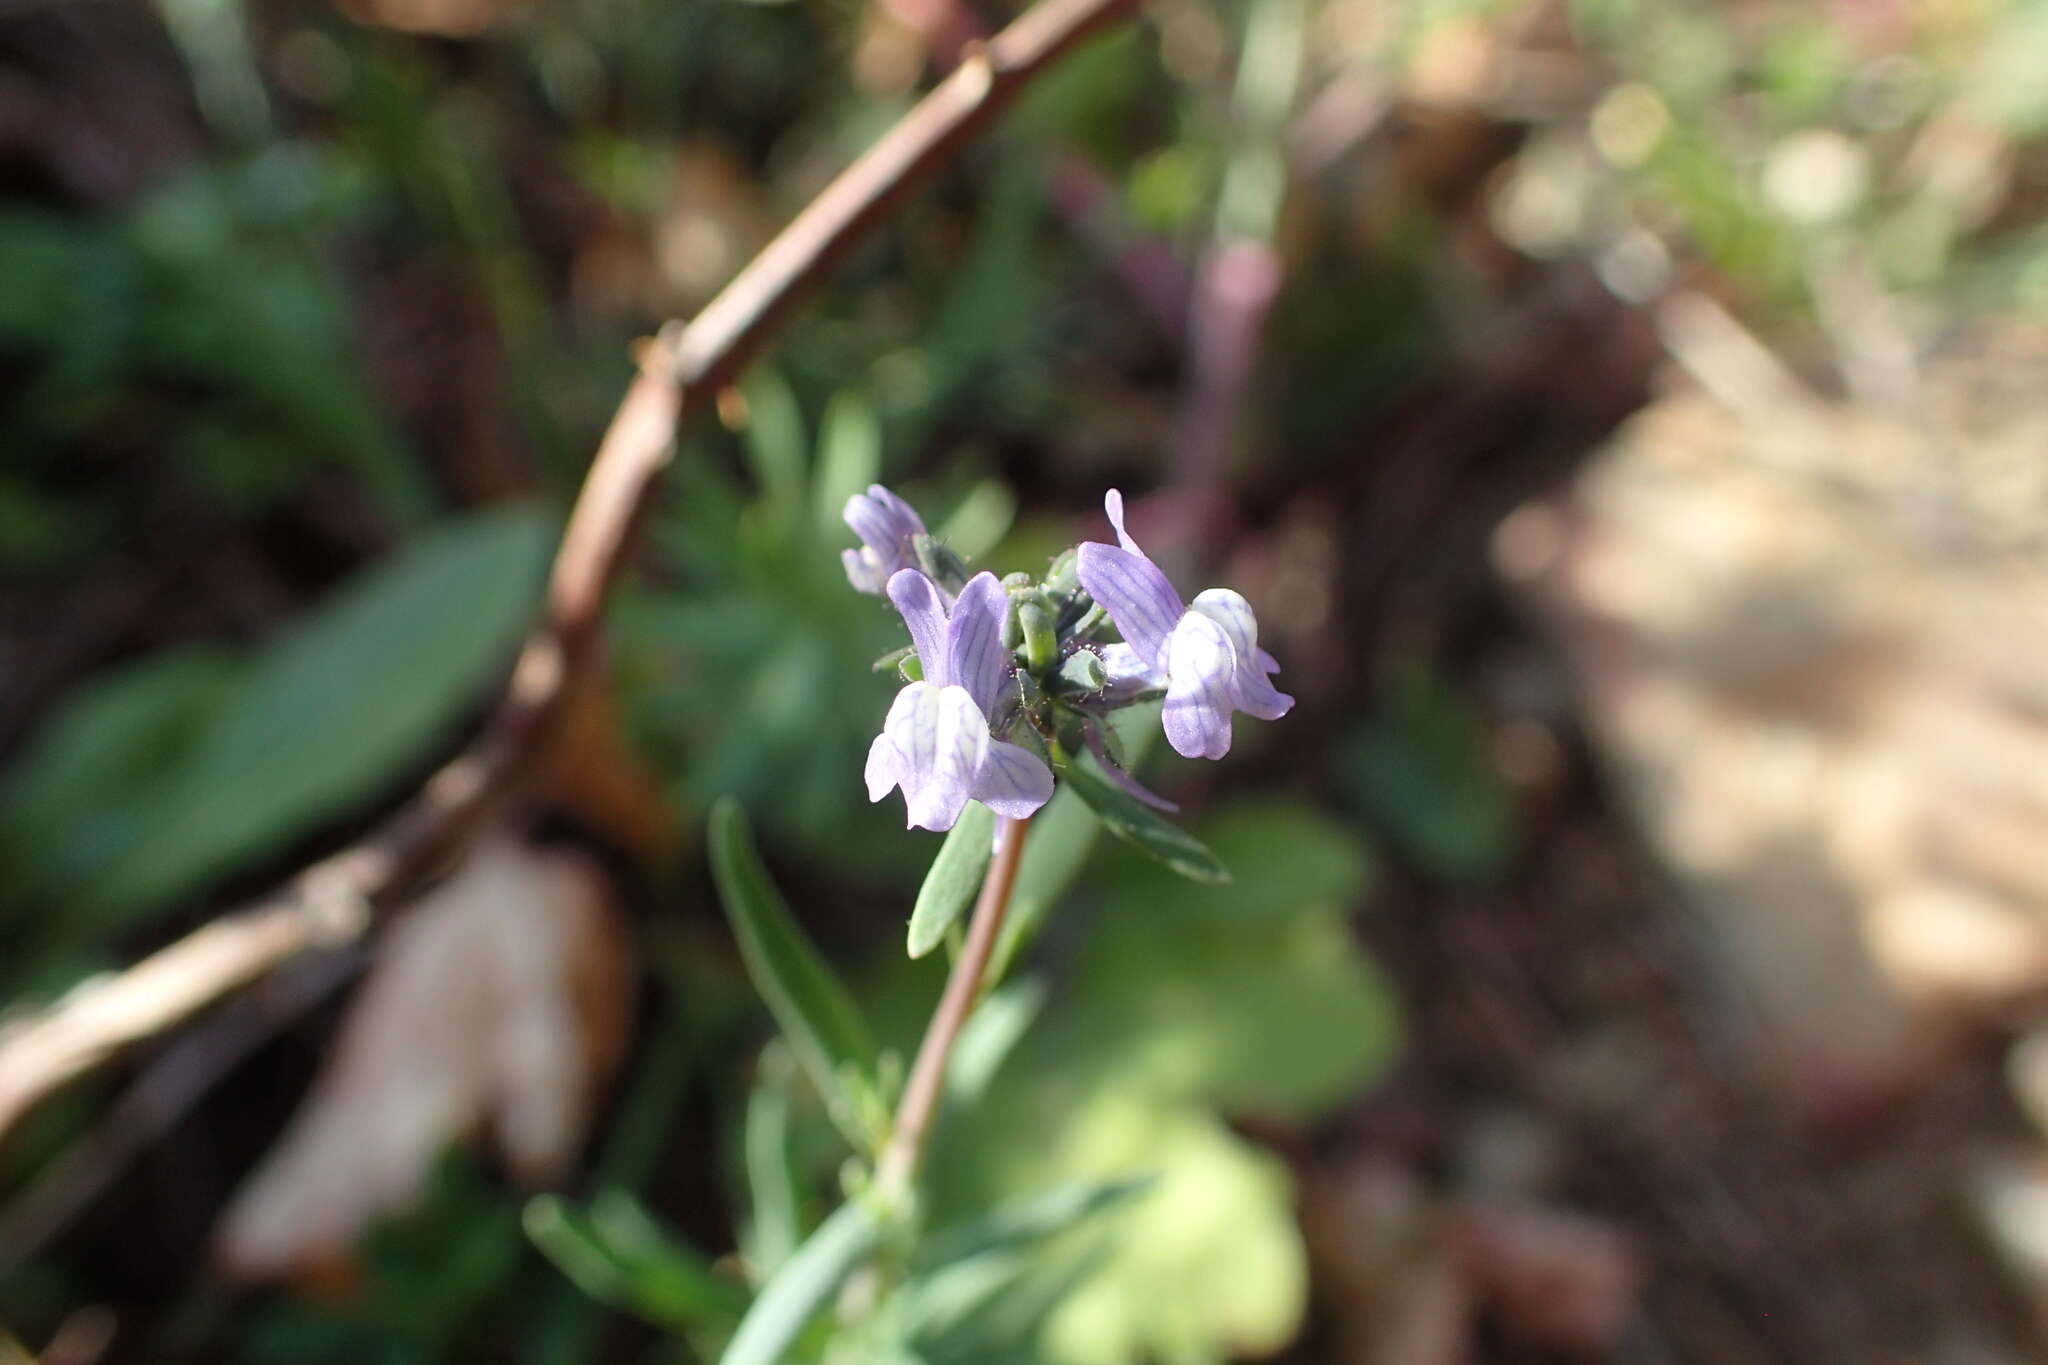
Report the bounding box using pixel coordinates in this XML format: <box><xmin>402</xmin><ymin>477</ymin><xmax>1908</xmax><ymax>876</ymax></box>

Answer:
<box><xmin>1043</xmin><ymin>548</ymin><xmax>1080</xmax><ymax>597</ymax></box>
<box><xmin>1055</xmin><ymin>650</ymin><xmax>1107</xmax><ymax>693</ymax></box>
<box><xmin>1017</xmin><ymin>592</ymin><xmax>1058</xmax><ymax>675</ymax></box>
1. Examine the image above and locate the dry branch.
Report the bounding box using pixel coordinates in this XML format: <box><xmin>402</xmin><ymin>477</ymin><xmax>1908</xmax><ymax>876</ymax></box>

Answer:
<box><xmin>0</xmin><ymin>0</ymin><xmax>1139</xmax><ymax>1145</ymax></box>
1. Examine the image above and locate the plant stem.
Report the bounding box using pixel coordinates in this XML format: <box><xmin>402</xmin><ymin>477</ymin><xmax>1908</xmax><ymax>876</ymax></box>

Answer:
<box><xmin>875</xmin><ymin>814</ymin><xmax>1033</xmax><ymax>1199</ymax></box>
<box><xmin>0</xmin><ymin>0</ymin><xmax>1138</xmax><ymax>1147</ymax></box>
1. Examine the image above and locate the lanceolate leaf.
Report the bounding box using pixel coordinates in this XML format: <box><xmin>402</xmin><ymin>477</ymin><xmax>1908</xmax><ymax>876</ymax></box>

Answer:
<box><xmin>742</xmin><ymin>1043</ymin><xmax>807</xmax><ymax>1278</ymax></box>
<box><xmin>912</xmin><ymin>1175</ymin><xmax>1154</xmax><ymax>1273</ymax></box>
<box><xmin>707</xmin><ymin>798</ymin><xmax>880</xmax><ymax>1143</ymax></box>
<box><xmin>906</xmin><ymin>801</ymin><xmax>995</xmax><ymax>959</ymax></box>
<box><xmin>66</xmin><ymin>506</ymin><xmax>552</xmax><ymax>932</ymax></box>
<box><xmin>719</xmin><ymin>1201</ymin><xmax>881</xmax><ymax>1365</ymax></box>
<box><xmin>524</xmin><ymin>1192</ymin><xmax>749</xmax><ymax>1331</ymax></box>
<box><xmin>1058</xmin><ymin>758</ymin><xmax>1230</xmax><ymax>885</ymax></box>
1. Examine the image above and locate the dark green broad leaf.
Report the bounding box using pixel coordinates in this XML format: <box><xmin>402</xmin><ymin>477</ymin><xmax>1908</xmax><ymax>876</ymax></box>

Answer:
<box><xmin>0</xmin><ymin>645</ymin><xmax>240</xmax><ymax>928</ymax></box>
<box><xmin>1057</xmin><ymin>757</ymin><xmax>1229</xmax><ymax>885</ymax></box>
<box><xmin>906</xmin><ymin>801</ymin><xmax>995</xmax><ymax>959</ymax></box>
<box><xmin>719</xmin><ymin>1200</ymin><xmax>881</xmax><ymax>1365</ymax></box>
<box><xmin>32</xmin><ymin>506</ymin><xmax>551</xmax><ymax>934</ymax></box>
<box><xmin>707</xmin><ymin>798</ymin><xmax>881</xmax><ymax>1146</ymax></box>
<box><xmin>525</xmin><ymin>1192</ymin><xmax>749</xmax><ymax>1331</ymax></box>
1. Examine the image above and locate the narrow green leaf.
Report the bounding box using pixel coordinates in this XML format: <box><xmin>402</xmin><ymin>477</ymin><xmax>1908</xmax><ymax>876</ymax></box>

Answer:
<box><xmin>525</xmin><ymin>1192</ymin><xmax>749</xmax><ymax>1330</ymax></box>
<box><xmin>708</xmin><ymin>798</ymin><xmax>880</xmax><ymax>1141</ymax></box>
<box><xmin>719</xmin><ymin>1201</ymin><xmax>880</xmax><ymax>1365</ymax></box>
<box><xmin>907</xmin><ymin>801</ymin><xmax>995</xmax><ymax>959</ymax></box>
<box><xmin>946</xmin><ymin>979</ymin><xmax>1044</xmax><ymax>1107</ymax></box>
<box><xmin>1059</xmin><ymin>758</ymin><xmax>1230</xmax><ymax>884</ymax></box>
<box><xmin>811</xmin><ymin>388</ymin><xmax>882</xmax><ymax>542</ymax></box>
<box><xmin>933</xmin><ymin>478</ymin><xmax>1016</xmax><ymax>561</ymax></box>
<box><xmin>923</xmin><ymin>1238</ymin><xmax>1117</xmax><ymax>1362</ymax></box>
<box><xmin>740</xmin><ymin>370</ymin><xmax>807</xmax><ymax>531</ymax></box>
<box><xmin>743</xmin><ymin>1043</ymin><xmax>806</xmax><ymax>1278</ymax></box>
<box><xmin>912</xmin><ymin>1175</ymin><xmax>1154</xmax><ymax>1274</ymax></box>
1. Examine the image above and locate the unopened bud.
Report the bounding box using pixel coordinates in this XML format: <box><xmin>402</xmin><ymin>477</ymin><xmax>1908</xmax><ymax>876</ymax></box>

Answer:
<box><xmin>1001</xmin><ymin>594</ymin><xmax>1022</xmax><ymax>649</ymax></box>
<box><xmin>1044</xmin><ymin>549</ymin><xmax>1079</xmax><ymax>596</ymax></box>
<box><xmin>1056</xmin><ymin>650</ymin><xmax>1107</xmax><ymax>693</ymax></box>
<box><xmin>1018</xmin><ymin>593</ymin><xmax>1057</xmax><ymax>674</ymax></box>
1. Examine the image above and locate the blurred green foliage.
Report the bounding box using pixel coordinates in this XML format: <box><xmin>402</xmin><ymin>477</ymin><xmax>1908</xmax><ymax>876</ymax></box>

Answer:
<box><xmin>1342</xmin><ymin>669</ymin><xmax>1518</xmax><ymax>886</ymax></box>
<box><xmin>236</xmin><ymin>1156</ymin><xmax>544</xmax><ymax>1365</ymax></box>
<box><xmin>920</xmin><ymin>798</ymin><xmax>1397</xmax><ymax>1363</ymax></box>
<box><xmin>0</xmin><ymin>152</ymin><xmax>425</xmax><ymax>573</ymax></box>
<box><xmin>0</xmin><ymin>507</ymin><xmax>549</xmax><ymax>993</ymax></box>
<box><xmin>6</xmin><ymin>0</ymin><xmax>2046</xmax><ymax>1356</ymax></box>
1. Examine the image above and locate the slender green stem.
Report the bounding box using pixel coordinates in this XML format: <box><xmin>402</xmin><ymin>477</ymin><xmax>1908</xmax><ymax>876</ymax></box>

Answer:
<box><xmin>875</xmin><ymin>814</ymin><xmax>1033</xmax><ymax>1199</ymax></box>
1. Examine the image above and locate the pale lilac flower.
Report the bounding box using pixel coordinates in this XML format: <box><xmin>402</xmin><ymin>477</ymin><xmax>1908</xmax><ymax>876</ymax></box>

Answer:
<box><xmin>865</xmin><ymin>569</ymin><xmax>1055</xmax><ymax>831</ymax></box>
<box><xmin>841</xmin><ymin>484</ymin><xmax>927</xmax><ymax>596</ymax></box>
<box><xmin>1075</xmin><ymin>490</ymin><xmax>1292</xmax><ymax>761</ymax></box>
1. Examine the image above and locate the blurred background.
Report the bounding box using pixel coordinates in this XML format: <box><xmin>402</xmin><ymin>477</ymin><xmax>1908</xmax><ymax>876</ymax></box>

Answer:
<box><xmin>4</xmin><ymin>0</ymin><xmax>2048</xmax><ymax>1358</ymax></box>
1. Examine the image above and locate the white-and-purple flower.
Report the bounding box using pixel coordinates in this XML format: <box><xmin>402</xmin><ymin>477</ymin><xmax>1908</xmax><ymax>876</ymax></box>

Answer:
<box><xmin>841</xmin><ymin>484</ymin><xmax>928</xmax><ymax>596</ymax></box>
<box><xmin>1075</xmin><ymin>490</ymin><xmax>1293</xmax><ymax>760</ymax></box>
<box><xmin>865</xmin><ymin>569</ymin><xmax>1056</xmax><ymax>831</ymax></box>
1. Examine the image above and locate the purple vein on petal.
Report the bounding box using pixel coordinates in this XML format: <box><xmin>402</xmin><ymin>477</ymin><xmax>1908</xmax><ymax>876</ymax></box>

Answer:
<box><xmin>1076</xmin><ymin>542</ymin><xmax>1183</xmax><ymax>671</ymax></box>
<box><xmin>946</xmin><ymin>572</ymin><xmax>1008</xmax><ymax>717</ymax></box>
<box><xmin>887</xmin><ymin>568</ymin><xmax>950</xmax><ymax>687</ymax></box>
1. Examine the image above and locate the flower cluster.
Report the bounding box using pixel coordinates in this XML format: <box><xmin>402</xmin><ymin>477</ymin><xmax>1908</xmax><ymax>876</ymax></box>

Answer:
<box><xmin>843</xmin><ymin>484</ymin><xmax>1293</xmax><ymax>831</ymax></box>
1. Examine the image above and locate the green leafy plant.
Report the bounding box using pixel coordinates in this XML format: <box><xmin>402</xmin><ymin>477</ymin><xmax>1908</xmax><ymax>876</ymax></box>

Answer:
<box><xmin>532</xmin><ymin>475</ymin><xmax>1399</xmax><ymax>1363</ymax></box>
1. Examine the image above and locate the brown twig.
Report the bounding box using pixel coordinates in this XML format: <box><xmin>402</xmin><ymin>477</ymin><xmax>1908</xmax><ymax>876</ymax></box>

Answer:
<box><xmin>875</xmin><ymin>814</ymin><xmax>1033</xmax><ymax>1199</ymax></box>
<box><xmin>0</xmin><ymin>950</ymin><xmax>362</xmax><ymax>1271</ymax></box>
<box><xmin>0</xmin><ymin>0</ymin><xmax>1139</xmax><ymax>1148</ymax></box>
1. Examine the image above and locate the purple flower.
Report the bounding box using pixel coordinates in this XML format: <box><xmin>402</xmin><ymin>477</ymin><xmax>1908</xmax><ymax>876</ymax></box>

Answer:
<box><xmin>841</xmin><ymin>484</ymin><xmax>927</xmax><ymax>596</ymax></box>
<box><xmin>865</xmin><ymin>569</ymin><xmax>1055</xmax><ymax>831</ymax></box>
<box><xmin>1075</xmin><ymin>490</ymin><xmax>1293</xmax><ymax>760</ymax></box>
